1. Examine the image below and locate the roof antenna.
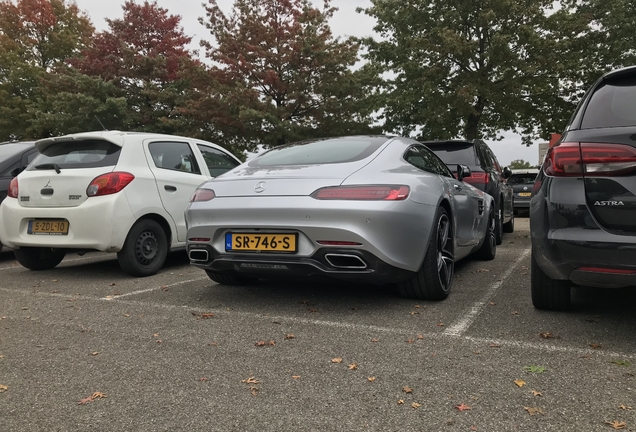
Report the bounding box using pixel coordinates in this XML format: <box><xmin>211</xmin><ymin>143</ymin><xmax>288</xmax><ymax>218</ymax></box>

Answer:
<box><xmin>95</xmin><ymin>116</ymin><xmax>108</xmax><ymax>131</ymax></box>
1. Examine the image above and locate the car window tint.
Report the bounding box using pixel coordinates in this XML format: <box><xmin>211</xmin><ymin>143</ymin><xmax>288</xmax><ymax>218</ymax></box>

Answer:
<box><xmin>581</xmin><ymin>75</ymin><xmax>636</xmax><ymax>128</ymax></box>
<box><xmin>149</xmin><ymin>142</ymin><xmax>201</xmax><ymax>175</ymax></box>
<box><xmin>408</xmin><ymin>145</ymin><xmax>452</xmax><ymax>177</ymax></box>
<box><xmin>28</xmin><ymin>140</ymin><xmax>120</xmax><ymax>170</ymax></box>
<box><xmin>509</xmin><ymin>174</ymin><xmax>537</xmax><ymax>185</ymax></box>
<box><xmin>197</xmin><ymin>144</ymin><xmax>239</xmax><ymax>177</ymax></box>
<box><xmin>251</xmin><ymin>137</ymin><xmax>387</xmax><ymax>167</ymax></box>
<box><xmin>476</xmin><ymin>144</ymin><xmax>492</xmax><ymax>169</ymax></box>
<box><xmin>426</xmin><ymin>143</ymin><xmax>478</xmax><ymax>167</ymax></box>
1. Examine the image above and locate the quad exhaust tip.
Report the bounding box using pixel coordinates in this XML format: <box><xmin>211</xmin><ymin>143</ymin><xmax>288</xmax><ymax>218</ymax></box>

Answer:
<box><xmin>189</xmin><ymin>249</ymin><xmax>209</xmax><ymax>262</ymax></box>
<box><xmin>324</xmin><ymin>253</ymin><xmax>367</xmax><ymax>269</ymax></box>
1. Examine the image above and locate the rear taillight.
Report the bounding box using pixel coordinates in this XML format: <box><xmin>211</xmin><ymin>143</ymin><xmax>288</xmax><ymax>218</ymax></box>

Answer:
<box><xmin>86</xmin><ymin>172</ymin><xmax>135</xmax><ymax>197</ymax></box>
<box><xmin>544</xmin><ymin>142</ymin><xmax>636</xmax><ymax>177</ymax></box>
<box><xmin>191</xmin><ymin>188</ymin><xmax>215</xmax><ymax>202</ymax></box>
<box><xmin>462</xmin><ymin>172</ymin><xmax>489</xmax><ymax>185</ymax></box>
<box><xmin>311</xmin><ymin>185</ymin><xmax>410</xmax><ymax>200</ymax></box>
<box><xmin>7</xmin><ymin>177</ymin><xmax>18</xmax><ymax>198</ymax></box>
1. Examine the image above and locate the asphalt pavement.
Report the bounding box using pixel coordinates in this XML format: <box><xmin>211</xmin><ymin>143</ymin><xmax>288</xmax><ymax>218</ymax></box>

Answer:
<box><xmin>1</xmin><ymin>217</ymin><xmax>635</xmax><ymax>431</ymax></box>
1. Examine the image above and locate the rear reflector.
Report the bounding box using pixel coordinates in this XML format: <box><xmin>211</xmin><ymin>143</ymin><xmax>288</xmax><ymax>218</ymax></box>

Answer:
<box><xmin>87</xmin><ymin>172</ymin><xmax>135</xmax><ymax>197</ymax></box>
<box><xmin>462</xmin><ymin>172</ymin><xmax>489</xmax><ymax>185</ymax></box>
<box><xmin>191</xmin><ymin>188</ymin><xmax>215</xmax><ymax>202</ymax></box>
<box><xmin>544</xmin><ymin>142</ymin><xmax>636</xmax><ymax>177</ymax></box>
<box><xmin>316</xmin><ymin>241</ymin><xmax>363</xmax><ymax>246</ymax></box>
<box><xmin>311</xmin><ymin>185</ymin><xmax>410</xmax><ymax>200</ymax></box>
<box><xmin>578</xmin><ymin>267</ymin><xmax>636</xmax><ymax>275</ymax></box>
<box><xmin>188</xmin><ymin>238</ymin><xmax>211</xmax><ymax>242</ymax></box>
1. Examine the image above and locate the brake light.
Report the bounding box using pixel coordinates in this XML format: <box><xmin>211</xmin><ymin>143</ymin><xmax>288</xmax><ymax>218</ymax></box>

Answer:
<box><xmin>462</xmin><ymin>172</ymin><xmax>489</xmax><ymax>185</ymax></box>
<box><xmin>544</xmin><ymin>142</ymin><xmax>636</xmax><ymax>177</ymax></box>
<box><xmin>86</xmin><ymin>172</ymin><xmax>135</xmax><ymax>197</ymax></box>
<box><xmin>316</xmin><ymin>241</ymin><xmax>363</xmax><ymax>246</ymax></box>
<box><xmin>7</xmin><ymin>177</ymin><xmax>18</xmax><ymax>198</ymax></box>
<box><xmin>191</xmin><ymin>188</ymin><xmax>215</xmax><ymax>202</ymax></box>
<box><xmin>311</xmin><ymin>185</ymin><xmax>410</xmax><ymax>200</ymax></box>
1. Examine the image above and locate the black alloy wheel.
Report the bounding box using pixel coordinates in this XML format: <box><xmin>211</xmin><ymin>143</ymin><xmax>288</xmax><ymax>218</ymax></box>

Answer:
<box><xmin>475</xmin><ymin>207</ymin><xmax>496</xmax><ymax>260</ymax></box>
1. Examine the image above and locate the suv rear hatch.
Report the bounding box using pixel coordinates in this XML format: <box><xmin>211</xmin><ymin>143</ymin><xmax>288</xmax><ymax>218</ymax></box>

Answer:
<box><xmin>18</xmin><ymin>139</ymin><xmax>121</xmax><ymax>207</ymax></box>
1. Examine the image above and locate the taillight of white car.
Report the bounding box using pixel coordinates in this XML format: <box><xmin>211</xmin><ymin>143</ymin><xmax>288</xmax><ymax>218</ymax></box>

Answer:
<box><xmin>86</xmin><ymin>172</ymin><xmax>135</xmax><ymax>197</ymax></box>
<box><xmin>7</xmin><ymin>177</ymin><xmax>18</xmax><ymax>198</ymax></box>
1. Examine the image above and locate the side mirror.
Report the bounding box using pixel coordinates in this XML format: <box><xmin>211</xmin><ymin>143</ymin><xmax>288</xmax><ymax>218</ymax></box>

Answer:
<box><xmin>457</xmin><ymin>164</ymin><xmax>471</xmax><ymax>181</ymax></box>
<box><xmin>502</xmin><ymin>166</ymin><xmax>512</xmax><ymax>179</ymax></box>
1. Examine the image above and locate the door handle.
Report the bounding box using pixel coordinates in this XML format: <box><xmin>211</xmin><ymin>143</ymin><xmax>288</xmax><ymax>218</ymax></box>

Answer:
<box><xmin>164</xmin><ymin>185</ymin><xmax>177</xmax><ymax>192</ymax></box>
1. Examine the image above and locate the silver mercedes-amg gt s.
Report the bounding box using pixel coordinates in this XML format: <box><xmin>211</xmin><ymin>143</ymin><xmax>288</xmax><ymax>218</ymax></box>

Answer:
<box><xmin>185</xmin><ymin>136</ymin><xmax>496</xmax><ymax>300</ymax></box>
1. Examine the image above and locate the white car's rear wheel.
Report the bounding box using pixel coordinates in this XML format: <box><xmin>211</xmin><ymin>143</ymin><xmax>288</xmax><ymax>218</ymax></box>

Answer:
<box><xmin>14</xmin><ymin>247</ymin><xmax>66</xmax><ymax>270</ymax></box>
<box><xmin>118</xmin><ymin>219</ymin><xmax>168</xmax><ymax>277</ymax></box>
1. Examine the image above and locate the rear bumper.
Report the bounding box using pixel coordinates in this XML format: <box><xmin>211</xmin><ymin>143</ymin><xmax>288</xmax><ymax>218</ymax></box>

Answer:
<box><xmin>530</xmin><ymin>176</ymin><xmax>636</xmax><ymax>288</ymax></box>
<box><xmin>187</xmin><ymin>244</ymin><xmax>414</xmax><ymax>285</ymax></box>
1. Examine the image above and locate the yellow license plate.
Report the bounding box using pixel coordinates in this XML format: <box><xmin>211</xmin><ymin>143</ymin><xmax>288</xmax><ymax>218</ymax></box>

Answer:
<box><xmin>518</xmin><ymin>192</ymin><xmax>532</xmax><ymax>197</ymax></box>
<box><xmin>226</xmin><ymin>233</ymin><xmax>297</xmax><ymax>252</ymax></box>
<box><xmin>28</xmin><ymin>219</ymin><xmax>69</xmax><ymax>235</ymax></box>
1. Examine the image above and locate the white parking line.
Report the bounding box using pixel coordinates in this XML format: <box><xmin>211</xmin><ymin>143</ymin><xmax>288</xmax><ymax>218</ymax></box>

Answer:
<box><xmin>101</xmin><ymin>276</ymin><xmax>209</xmax><ymax>300</ymax></box>
<box><xmin>443</xmin><ymin>248</ymin><xmax>532</xmax><ymax>337</ymax></box>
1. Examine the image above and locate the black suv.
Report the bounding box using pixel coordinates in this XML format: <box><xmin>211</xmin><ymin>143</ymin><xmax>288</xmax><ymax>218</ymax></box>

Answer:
<box><xmin>426</xmin><ymin>140</ymin><xmax>514</xmax><ymax>244</ymax></box>
<box><xmin>530</xmin><ymin>66</ymin><xmax>636</xmax><ymax>310</ymax></box>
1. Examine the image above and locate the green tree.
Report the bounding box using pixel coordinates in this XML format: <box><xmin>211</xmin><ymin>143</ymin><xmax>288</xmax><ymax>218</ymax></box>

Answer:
<box><xmin>359</xmin><ymin>0</ymin><xmax>576</xmax><ymax>144</ymax></box>
<box><xmin>199</xmin><ymin>0</ymin><xmax>379</xmax><ymax>152</ymax></box>
<box><xmin>508</xmin><ymin>159</ymin><xmax>534</xmax><ymax>169</ymax></box>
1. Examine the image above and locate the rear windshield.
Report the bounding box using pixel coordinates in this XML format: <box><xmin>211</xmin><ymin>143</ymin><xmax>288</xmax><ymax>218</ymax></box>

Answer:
<box><xmin>425</xmin><ymin>143</ymin><xmax>478</xmax><ymax>167</ymax></box>
<box><xmin>28</xmin><ymin>140</ymin><xmax>121</xmax><ymax>170</ymax></box>
<box><xmin>249</xmin><ymin>137</ymin><xmax>388</xmax><ymax>167</ymax></box>
<box><xmin>509</xmin><ymin>174</ymin><xmax>537</xmax><ymax>185</ymax></box>
<box><xmin>581</xmin><ymin>75</ymin><xmax>636</xmax><ymax>129</ymax></box>
<box><xmin>0</xmin><ymin>143</ymin><xmax>32</xmax><ymax>159</ymax></box>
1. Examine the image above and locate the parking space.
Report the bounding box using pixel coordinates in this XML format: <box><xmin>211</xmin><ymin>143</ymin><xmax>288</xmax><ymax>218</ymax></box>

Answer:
<box><xmin>1</xmin><ymin>218</ymin><xmax>635</xmax><ymax>431</ymax></box>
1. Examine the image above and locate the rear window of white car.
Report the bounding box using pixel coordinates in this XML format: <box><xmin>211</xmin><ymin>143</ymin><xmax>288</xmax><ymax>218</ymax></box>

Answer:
<box><xmin>28</xmin><ymin>140</ymin><xmax>121</xmax><ymax>170</ymax></box>
<box><xmin>250</xmin><ymin>137</ymin><xmax>388</xmax><ymax>167</ymax></box>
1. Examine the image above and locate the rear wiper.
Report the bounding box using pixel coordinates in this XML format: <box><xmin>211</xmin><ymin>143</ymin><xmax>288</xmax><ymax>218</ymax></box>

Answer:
<box><xmin>35</xmin><ymin>163</ymin><xmax>61</xmax><ymax>174</ymax></box>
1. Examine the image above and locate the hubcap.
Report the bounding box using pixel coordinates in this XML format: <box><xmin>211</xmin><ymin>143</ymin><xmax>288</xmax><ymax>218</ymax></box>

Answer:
<box><xmin>436</xmin><ymin>214</ymin><xmax>454</xmax><ymax>291</ymax></box>
<box><xmin>135</xmin><ymin>230</ymin><xmax>159</xmax><ymax>265</ymax></box>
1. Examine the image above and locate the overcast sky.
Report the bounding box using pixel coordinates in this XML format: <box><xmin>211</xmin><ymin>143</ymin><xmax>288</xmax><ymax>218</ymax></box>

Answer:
<box><xmin>72</xmin><ymin>0</ymin><xmax>542</xmax><ymax>166</ymax></box>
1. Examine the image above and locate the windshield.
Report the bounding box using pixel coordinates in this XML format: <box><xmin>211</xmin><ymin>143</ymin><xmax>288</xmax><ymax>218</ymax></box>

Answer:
<box><xmin>250</xmin><ymin>137</ymin><xmax>388</xmax><ymax>167</ymax></box>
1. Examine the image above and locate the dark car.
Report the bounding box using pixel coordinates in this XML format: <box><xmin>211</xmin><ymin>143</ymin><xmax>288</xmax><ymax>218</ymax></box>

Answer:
<box><xmin>509</xmin><ymin>169</ymin><xmax>538</xmax><ymax>214</ymax></box>
<box><xmin>530</xmin><ymin>66</ymin><xmax>636</xmax><ymax>310</ymax></box>
<box><xmin>0</xmin><ymin>141</ymin><xmax>37</xmax><ymax>252</ymax></box>
<box><xmin>426</xmin><ymin>139</ymin><xmax>514</xmax><ymax>244</ymax></box>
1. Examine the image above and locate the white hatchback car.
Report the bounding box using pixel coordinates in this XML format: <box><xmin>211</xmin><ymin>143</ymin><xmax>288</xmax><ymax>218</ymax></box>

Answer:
<box><xmin>0</xmin><ymin>131</ymin><xmax>241</xmax><ymax>276</ymax></box>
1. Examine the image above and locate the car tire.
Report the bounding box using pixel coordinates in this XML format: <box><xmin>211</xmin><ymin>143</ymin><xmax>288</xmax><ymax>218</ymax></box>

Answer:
<box><xmin>503</xmin><ymin>208</ymin><xmax>514</xmax><ymax>233</ymax></box>
<box><xmin>495</xmin><ymin>199</ymin><xmax>504</xmax><ymax>245</ymax></box>
<box><xmin>205</xmin><ymin>270</ymin><xmax>257</xmax><ymax>285</ymax></box>
<box><xmin>117</xmin><ymin>219</ymin><xmax>168</xmax><ymax>277</ymax></box>
<box><xmin>475</xmin><ymin>208</ymin><xmax>496</xmax><ymax>261</ymax></box>
<box><xmin>397</xmin><ymin>207</ymin><xmax>454</xmax><ymax>300</ymax></box>
<box><xmin>531</xmin><ymin>252</ymin><xmax>571</xmax><ymax>310</ymax></box>
<box><xmin>14</xmin><ymin>247</ymin><xmax>66</xmax><ymax>270</ymax></box>
<box><xmin>0</xmin><ymin>242</ymin><xmax>3</xmax><ymax>254</ymax></box>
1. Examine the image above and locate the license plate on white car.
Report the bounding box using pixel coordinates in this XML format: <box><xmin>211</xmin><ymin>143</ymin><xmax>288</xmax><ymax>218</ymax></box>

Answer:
<box><xmin>226</xmin><ymin>233</ymin><xmax>297</xmax><ymax>252</ymax></box>
<box><xmin>28</xmin><ymin>219</ymin><xmax>69</xmax><ymax>235</ymax></box>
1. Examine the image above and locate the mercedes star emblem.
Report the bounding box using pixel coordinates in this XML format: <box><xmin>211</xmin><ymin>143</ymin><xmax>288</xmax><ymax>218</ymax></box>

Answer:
<box><xmin>254</xmin><ymin>181</ymin><xmax>267</xmax><ymax>193</ymax></box>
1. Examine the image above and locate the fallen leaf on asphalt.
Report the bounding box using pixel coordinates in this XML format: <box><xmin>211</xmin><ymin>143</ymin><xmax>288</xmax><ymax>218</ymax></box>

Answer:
<box><xmin>0</xmin><ymin>384</ymin><xmax>7</xmax><ymax>393</ymax></box>
<box><xmin>417</xmin><ymin>334</ymin><xmax>424</xmax><ymax>340</ymax></box>
<box><xmin>156</xmin><ymin>340</ymin><xmax>162</xmax><ymax>343</ymax></box>
<box><xmin>397</xmin><ymin>400</ymin><xmax>404</xmax><ymax>405</ymax></box>
<box><xmin>78</xmin><ymin>396</ymin><xmax>93</xmax><ymax>405</ymax></box>
<box><xmin>476</xmin><ymin>269</ymin><xmax>490</xmax><ymax>272</ymax></box>
<box><xmin>255</xmin><ymin>341</ymin><xmax>266</xmax><ymax>347</ymax></box>
<box><xmin>208</xmin><ymin>342</ymin><xmax>218</xmax><ymax>346</ymax></box>
<box><xmin>524</xmin><ymin>406</ymin><xmax>544</xmax><ymax>415</ymax></box>
<box><xmin>0</xmin><ymin>355</ymin><xmax>4</xmax><ymax>359</ymax></box>
<box><xmin>123</xmin><ymin>314</ymin><xmax>130</xmax><ymax>317</ymax></box>
<box><xmin>92</xmin><ymin>392</ymin><xmax>106</xmax><ymax>399</ymax></box>
<box><xmin>489</xmin><ymin>343</ymin><xmax>501</xmax><ymax>348</ymax></box>
<box><xmin>161</xmin><ymin>286</ymin><xmax>168</xmax><ymax>291</ymax></box>
<box><xmin>412</xmin><ymin>402</ymin><xmax>421</xmax><ymax>409</ymax></box>
<box><xmin>511</xmin><ymin>311</ymin><xmax>519</xmax><ymax>315</ymax></box>
<box><xmin>200</xmin><ymin>313</ymin><xmax>214</xmax><ymax>319</ymax></box>
<box><xmin>272</xmin><ymin>321</ymin><xmax>281</xmax><ymax>325</ymax></box>
<box><xmin>414</xmin><ymin>305</ymin><xmax>420</xmax><ymax>308</ymax></box>
<box><xmin>539</xmin><ymin>332</ymin><xmax>555</xmax><ymax>339</ymax></box>
<box><xmin>268</xmin><ymin>340</ymin><xmax>276</xmax><ymax>346</ymax></box>
<box><xmin>52</xmin><ymin>279</ymin><xmax>58</xmax><ymax>282</ymax></box>
<box><xmin>371</xmin><ymin>338</ymin><xmax>380</xmax><ymax>343</ymax></box>
<box><xmin>514</xmin><ymin>380</ymin><xmax>526</xmax><ymax>387</ymax></box>
<box><xmin>368</xmin><ymin>377</ymin><xmax>376</xmax><ymax>382</ymax></box>
<box><xmin>200</xmin><ymin>378</ymin><xmax>208</xmax><ymax>382</ymax></box>
<box><xmin>250</xmin><ymin>386</ymin><xmax>259</xmax><ymax>396</ymax></box>
<box><xmin>605</xmin><ymin>420</ymin><xmax>627</xmax><ymax>429</ymax></box>
<box><xmin>348</xmin><ymin>363</ymin><xmax>358</xmax><ymax>370</ymax></box>
<box><xmin>21</xmin><ymin>307</ymin><xmax>28</xmax><ymax>310</ymax></box>
<box><xmin>489</xmin><ymin>302</ymin><xmax>496</xmax><ymax>305</ymax></box>
<box><xmin>455</xmin><ymin>403</ymin><xmax>471</xmax><ymax>412</ymax></box>
<box><xmin>531</xmin><ymin>390</ymin><xmax>543</xmax><ymax>397</ymax></box>
<box><xmin>409</xmin><ymin>311</ymin><xmax>419</xmax><ymax>315</ymax></box>
<box><xmin>618</xmin><ymin>405</ymin><xmax>632</xmax><ymax>410</ymax></box>
<box><xmin>471</xmin><ymin>426</ymin><xmax>477</xmax><ymax>431</ymax></box>
<box><xmin>285</xmin><ymin>334</ymin><xmax>295</xmax><ymax>339</ymax></box>
<box><xmin>153</xmin><ymin>333</ymin><xmax>159</xmax><ymax>337</ymax></box>
<box><xmin>292</xmin><ymin>376</ymin><xmax>300</xmax><ymax>379</ymax></box>
<box><xmin>308</xmin><ymin>308</ymin><xmax>318</xmax><ymax>313</ymax></box>
<box><xmin>437</xmin><ymin>322</ymin><xmax>444</xmax><ymax>327</ymax></box>
<box><xmin>473</xmin><ymin>351</ymin><xmax>481</xmax><ymax>355</ymax></box>
<box><xmin>90</xmin><ymin>352</ymin><xmax>99</xmax><ymax>356</ymax></box>
<box><xmin>590</xmin><ymin>343</ymin><xmax>602</xmax><ymax>349</ymax></box>
<box><xmin>403</xmin><ymin>386</ymin><xmax>413</xmax><ymax>394</ymax></box>
<box><xmin>242</xmin><ymin>377</ymin><xmax>260</xmax><ymax>384</ymax></box>
<box><xmin>611</xmin><ymin>360</ymin><xmax>631</xmax><ymax>366</ymax></box>
<box><xmin>109</xmin><ymin>283</ymin><xmax>117</xmax><ymax>286</ymax></box>
<box><xmin>332</xmin><ymin>358</ymin><xmax>343</xmax><ymax>363</ymax></box>
<box><xmin>406</xmin><ymin>338</ymin><xmax>415</xmax><ymax>344</ymax></box>
<box><xmin>524</xmin><ymin>365</ymin><xmax>546</xmax><ymax>374</ymax></box>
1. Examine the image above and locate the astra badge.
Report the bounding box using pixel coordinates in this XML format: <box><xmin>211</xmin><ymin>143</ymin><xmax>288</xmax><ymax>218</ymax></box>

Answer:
<box><xmin>594</xmin><ymin>200</ymin><xmax>624</xmax><ymax>206</ymax></box>
<box><xmin>254</xmin><ymin>181</ymin><xmax>267</xmax><ymax>193</ymax></box>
